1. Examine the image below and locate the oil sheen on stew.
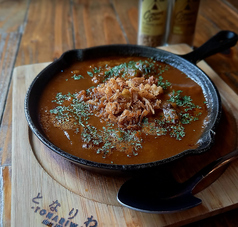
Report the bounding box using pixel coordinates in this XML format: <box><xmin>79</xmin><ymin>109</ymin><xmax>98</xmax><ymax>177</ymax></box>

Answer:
<box><xmin>38</xmin><ymin>56</ymin><xmax>208</xmax><ymax>165</ymax></box>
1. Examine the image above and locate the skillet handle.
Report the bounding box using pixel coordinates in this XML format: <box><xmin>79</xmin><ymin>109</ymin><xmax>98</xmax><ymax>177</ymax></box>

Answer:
<box><xmin>180</xmin><ymin>30</ymin><xmax>238</xmax><ymax>64</ymax></box>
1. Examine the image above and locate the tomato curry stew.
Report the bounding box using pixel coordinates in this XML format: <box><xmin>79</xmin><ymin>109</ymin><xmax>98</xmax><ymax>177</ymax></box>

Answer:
<box><xmin>38</xmin><ymin>56</ymin><xmax>209</xmax><ymax>165</ymax></box>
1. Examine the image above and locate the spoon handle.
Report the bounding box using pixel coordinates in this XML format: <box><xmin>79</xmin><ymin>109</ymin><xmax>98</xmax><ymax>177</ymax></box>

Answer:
<box><xmin>185</xmin><ymin>149</ymin><xmax>238</xmax><ymax>193</ymax></box>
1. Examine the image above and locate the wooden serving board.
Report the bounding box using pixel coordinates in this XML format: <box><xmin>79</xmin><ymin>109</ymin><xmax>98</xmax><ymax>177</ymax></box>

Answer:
<box><xmin>11</xmin><ymin>45</ymin><xmax>238</xmax><ymax>227</ymax></box>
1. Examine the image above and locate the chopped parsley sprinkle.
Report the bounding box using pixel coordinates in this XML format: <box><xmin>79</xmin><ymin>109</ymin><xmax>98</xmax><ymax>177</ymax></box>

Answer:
<box><xmin>93</xmin><ymin>67</ymin><xmax>101</xmax><ymax>73</ymax></box>
<box><xmin>169</xmin><ymin>124</ymin><xmax>185</xmax><ymax>140</ymax></box>
<box><xmin>157</xmin><ymin>76</ymin><xmax>171</xmax><ymax>89</ymax></box>
<box><xmin>102</xmin><ymin>60</ymin><xmax>169</xmax><ymax>81</ymax></box>
<box><xmin>50</xmin><ymin>92</ymin><xmax>92</xmax><ymax>127</ymax></box>
<box><xmin>81</xmin><ymin>123</ymin><xmax>143</xmax><ymax>157</ymax></box>
<box><xmin>87</xmin><ymin>71</ymin><xmax>94</xmax><ymax>77</ymax></box>
<box><xmin>49</xmin><ymin>58</ymin><xmax>204</xmax><ymax>158</ymax></box>
<box><xmin>72</xmin><ymin>74</ymin><xmax>84</xmax><ymax>80</ymax></box>
<box><xmin>168</xmin><ymin>90</ymin><xmax>203</xmax><ymax>128</ymax></box>
<box><xmin>168</xmin><ymin>90</ymin><xmax>201</xmax><ymax>111</ymax></box>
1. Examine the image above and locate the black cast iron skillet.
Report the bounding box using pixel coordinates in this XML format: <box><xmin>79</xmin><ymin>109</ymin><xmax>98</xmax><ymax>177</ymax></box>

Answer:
<box><xmin>25</xmin><ymin>30</ymin><xmax>238</xmax><ymax>175</ymax></box>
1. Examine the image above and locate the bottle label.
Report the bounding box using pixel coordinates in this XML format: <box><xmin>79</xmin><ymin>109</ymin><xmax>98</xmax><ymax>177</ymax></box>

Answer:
<box><xmin>172</xmin><ymin>0</ymin><xmax>200</xmax><ymax>35</ymax></box>
<box><xmin>139</xmin><ymin>0</ymin><xmax>168</xmax><ymax>36</ymax></box>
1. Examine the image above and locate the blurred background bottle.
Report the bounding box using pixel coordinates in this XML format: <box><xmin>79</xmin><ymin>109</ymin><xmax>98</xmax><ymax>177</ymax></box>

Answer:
<box><xmin>137</xmin><ymin>0</ymin><xmax>169</xmax><ymax>47</ymax></box>
<box><xmin>167</xmin><ymin>0</ymin><xmax>200</xmax><ymax>46</ymax></box>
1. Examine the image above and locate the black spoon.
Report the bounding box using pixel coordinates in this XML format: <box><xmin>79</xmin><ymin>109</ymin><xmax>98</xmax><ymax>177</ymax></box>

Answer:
<box><xmin>117</xmin><ymin>149</ymin><xmax>238</xmax><ymax>213</ymax></box>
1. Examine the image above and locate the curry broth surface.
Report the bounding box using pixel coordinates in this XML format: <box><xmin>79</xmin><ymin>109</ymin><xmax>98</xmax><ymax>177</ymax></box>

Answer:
<box><xmin>38</xmin><ymin>56</ymin><xmax>208</xmax><ymax>165</ymax></box>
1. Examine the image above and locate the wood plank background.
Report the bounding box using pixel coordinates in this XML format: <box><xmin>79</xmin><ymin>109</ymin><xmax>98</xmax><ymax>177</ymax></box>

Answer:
<box><xmin>1</xmin><ymin>0</ymin><xmax>238</xmax><ymax>226</ymax></box>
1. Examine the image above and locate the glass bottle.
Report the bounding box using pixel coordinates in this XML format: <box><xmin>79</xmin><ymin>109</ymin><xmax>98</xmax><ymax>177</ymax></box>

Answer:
<box><xmin>167</xmin><ymin>0</ymin><xmax>200</xmax><ymax>46</ymax></box>
<box><xmin>137</xmin><ymin>0</ymin><xmax>169</xmax><ymax>47</ymax></box>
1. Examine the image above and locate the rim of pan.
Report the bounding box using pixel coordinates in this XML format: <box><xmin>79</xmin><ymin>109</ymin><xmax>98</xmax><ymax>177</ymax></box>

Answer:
<box><xmin>24</xmin><ymin>45</ymin><xmax>222</xmax><ymax>172</ymax></box>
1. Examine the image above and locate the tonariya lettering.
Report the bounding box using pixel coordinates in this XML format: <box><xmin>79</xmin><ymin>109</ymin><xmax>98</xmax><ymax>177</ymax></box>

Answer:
<box><xmin>31</xmin><ymin>193</ymin><xmax>98</xmax><ymax>226</ymax></box>
<box><xmin>32</xmin><ymin>206</ymin><xmax>98</xmax><ymax>227</ymax></box>
<box><xmin>32</xmin><ymin>206</ymin><xmax>78</xmax><ymax>226</ymax></box>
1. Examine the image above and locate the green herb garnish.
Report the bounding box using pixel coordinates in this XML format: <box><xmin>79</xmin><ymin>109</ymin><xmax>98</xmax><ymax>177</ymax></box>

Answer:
<box><xmin>157</xmin><ymin>76</ymin><xmax>171</xmax><ymax>89</ymax></box>
<box><xmin>87</xmin><ymin>71</ymin><xmax>94</xmax><ymax>77</ymax></box>
<box><xmin>72</xmin><ymin>74</ymin><xmax>84</xmax><ymax>80</ymax></box>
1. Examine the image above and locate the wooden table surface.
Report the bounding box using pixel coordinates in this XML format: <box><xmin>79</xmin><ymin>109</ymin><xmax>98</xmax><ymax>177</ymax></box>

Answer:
<box><xmin>1</xmin><ymin>0</ymin><xmax>238</xmax><ymax>226</ymax></box>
